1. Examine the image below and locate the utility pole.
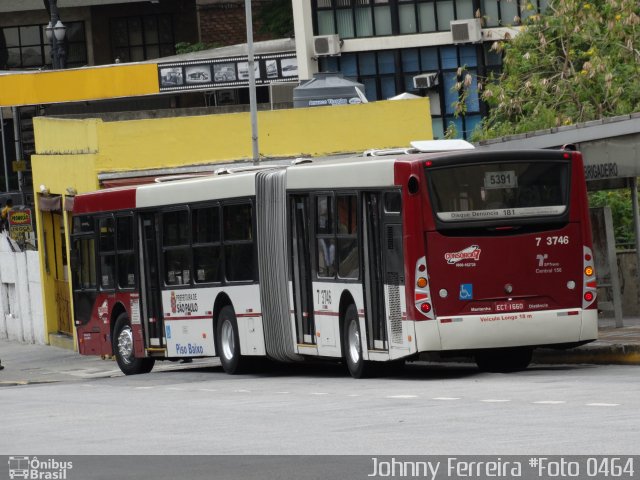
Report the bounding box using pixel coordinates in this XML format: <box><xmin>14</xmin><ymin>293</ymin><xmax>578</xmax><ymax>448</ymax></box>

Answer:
<box><xmin>244</xmin><ymin>0</ymin><xmax>259</xmax><ymax>165</ymax></box>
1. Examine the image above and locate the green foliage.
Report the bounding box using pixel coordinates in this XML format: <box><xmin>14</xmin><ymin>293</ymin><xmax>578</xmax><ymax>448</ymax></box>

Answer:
<box><xmin>589</xmin><ymin>190</ymin><xmax>635</xmax><ymax>246</ymax></box>
<box><xmin>257</xmin><ymin>0</ymin><xmax>294</xmax><ymax>37</ymax></box>
<box><xmin>473</xmin><ymin>0</ymin><xmax>640</xmax><ymax>140</ymax></box>
<box><xmin>175</xmin><ymin>42</ymin><xmax>220</xmax><ymax>54</ymax></box>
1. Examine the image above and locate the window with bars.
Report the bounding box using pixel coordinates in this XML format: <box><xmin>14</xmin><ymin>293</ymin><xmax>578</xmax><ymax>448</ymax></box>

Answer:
<box><xmin>2</xmin><ymin>21</ymin><xmax>87</xmax><ymax>69</ymax></box>
<box><xmin>319</xmin><ymin>43</ymin><xmax>502</xmax><ymax>139</ymax></box>
<box><xmin>110</xmin><ymin>14</ymin><xmax>174</xmax><ymax>63</ymax></box>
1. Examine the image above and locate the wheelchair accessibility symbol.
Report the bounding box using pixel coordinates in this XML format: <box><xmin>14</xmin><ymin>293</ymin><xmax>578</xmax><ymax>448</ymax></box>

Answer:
<box><xmin>459</xmin><ymin>284</ymin><xmax>473</xmax><ymax>300</ymax></box>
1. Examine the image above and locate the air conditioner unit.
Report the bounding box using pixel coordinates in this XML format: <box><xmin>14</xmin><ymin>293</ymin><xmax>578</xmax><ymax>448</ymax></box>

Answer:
<box><xmin>313</xmin><ymin>35</ymin><xmax>341</xmax><ymax>56</ymax></box>
<box><xmin>413</xmin><ymin>72</ymin><xmax>439</xmax><ymax>90</ymax></box>
<box><xmin>450</xmin><ymin>19</ymin><xmax>482</xmax><ymax>44</ymax></box>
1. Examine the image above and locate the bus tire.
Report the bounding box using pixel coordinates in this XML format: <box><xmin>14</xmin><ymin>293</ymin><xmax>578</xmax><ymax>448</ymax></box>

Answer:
<box><xmin>113</xmin><ymin>313</ymin><xmax>155</xmax><ymax>375</ymax></box>
<box><xmin>217</xmin><ymin>305</ymin><xmax>247</xmax><ymax>374</ymax></box>
<box><xmin>343</xmin><ymin>304</ymin><xmax>371</xmax><ymax>378</ymax></box>
<box><xmin>475</xmin><ymin>347</ymin><xmax>532</xmax><ymax>373</ymax></box>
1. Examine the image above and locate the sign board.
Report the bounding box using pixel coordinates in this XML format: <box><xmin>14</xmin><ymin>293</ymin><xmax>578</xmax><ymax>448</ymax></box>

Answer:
<box><xmin>8</xmin><ymin>207</ymin><xmax>33</xmax><ymax>246</ymax></box>
<box><xmin>158</xmin><ymin>52</ymin><xmax>298</xmax><ymax>93</ymax></box>
<box><xmin>12</xmin><ymin>160</ymin><xmax>26</xmax><ymax>172</ymax></box>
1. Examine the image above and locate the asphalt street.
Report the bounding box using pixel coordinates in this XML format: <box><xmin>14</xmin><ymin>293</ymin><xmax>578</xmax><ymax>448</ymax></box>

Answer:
<box><xmin>1</xmin><ymin>360</ymin><xmax>638</xmax><ymax>456</ymax></box>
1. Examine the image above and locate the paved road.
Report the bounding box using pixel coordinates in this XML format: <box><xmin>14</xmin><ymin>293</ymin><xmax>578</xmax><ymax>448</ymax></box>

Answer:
<box><xmin>1</xmin><ymin>360</ymin><xmax>638</xmax><ymax>456</ymax></box>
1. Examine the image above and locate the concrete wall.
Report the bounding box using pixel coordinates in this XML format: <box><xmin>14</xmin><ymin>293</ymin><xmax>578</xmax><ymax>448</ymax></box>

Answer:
<box><xmin>0</xmin><ymin>233</ymin><xmax>44</xmax><ymax>344</ymax></box>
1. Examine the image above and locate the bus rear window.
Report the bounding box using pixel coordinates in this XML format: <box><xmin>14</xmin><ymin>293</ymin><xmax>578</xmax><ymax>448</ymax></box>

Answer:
<box><xmin>427</xmin><ymin>161</ymin><xmax>569</xmax><ymax>224</ymax></box>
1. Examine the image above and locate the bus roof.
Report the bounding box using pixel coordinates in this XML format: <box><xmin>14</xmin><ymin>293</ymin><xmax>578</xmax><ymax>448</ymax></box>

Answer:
<box><xmin>73</xmin><ymin>149</ymin><xmax>576</xmax><ymax>214</ymax></box>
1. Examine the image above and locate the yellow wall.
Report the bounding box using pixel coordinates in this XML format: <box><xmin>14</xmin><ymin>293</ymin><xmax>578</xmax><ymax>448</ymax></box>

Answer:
<box><xmin>35</xmin><ymin>98</ymin><xmax>432</xmax><ymax>172</ymax></box>
<box><xmin>0</xmin><ymin>64</ymin><xmax>158</xmax><ymax>107</ymax></box>
<box><xmin>32</xmin><ymin>98</ymin><xmax>432</xmax><ymax>346</ymax></box>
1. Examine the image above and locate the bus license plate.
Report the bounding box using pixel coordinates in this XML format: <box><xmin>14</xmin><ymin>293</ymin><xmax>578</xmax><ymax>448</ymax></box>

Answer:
<box><xmin>494</xmin><ymin>301</ymin><xmax>525</xmax><ymax>312</ymax></box>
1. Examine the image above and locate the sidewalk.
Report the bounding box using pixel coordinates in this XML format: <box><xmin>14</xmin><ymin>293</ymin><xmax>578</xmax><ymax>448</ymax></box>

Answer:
<box><xmin>533</xmin><ymin>317</ymin><xmax>640</xmax><ymax>365</ymax></box>
<box><xmin>1</xmin><ymin>319</ymin><xmax>639</xmax><ymax>386</ymax></box>
<box><xmin>0</xmin><ymin>338</ymin><xmax>218</xmax><ymax>386</ymax></box>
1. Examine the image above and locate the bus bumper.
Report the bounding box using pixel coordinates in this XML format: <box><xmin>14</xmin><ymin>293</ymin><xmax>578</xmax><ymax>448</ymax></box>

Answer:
<box><xmin>419</xmin><ymin>308</ymin><xmax>598</xmax><ymax>352</ymax></box>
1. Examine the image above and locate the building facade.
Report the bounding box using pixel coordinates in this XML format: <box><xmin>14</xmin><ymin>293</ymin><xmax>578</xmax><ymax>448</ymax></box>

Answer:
<box><xmin>293</xmin><ymin>0</ymin><xmax>549</xmax><ymax>139</ymax></box>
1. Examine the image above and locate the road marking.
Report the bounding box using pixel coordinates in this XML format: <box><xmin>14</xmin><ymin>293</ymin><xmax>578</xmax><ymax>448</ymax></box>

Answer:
<box><xmin>347</xmin><ymin>394</ymin><xmax>360</xmax><ymax>397</ymax></box>
<box><xmin>387</xmin><ymin>395</ymin><xmax>418</xmax><ymax>399</ymax></box>
<box><xmin>234</xmin><ymin>389</ymin><xmax>251</xmax><ymax>393</ymax></box>
<box><xmin>198</xmin><ymin>389</ymin><xmax>217</xmax><ymax>392</ymax></box>
<box><xmin>135</xmin><ymin>386</ymin><xmax>153</xmax><ymax>390</ymax></box>
<box><xmin>481</xmin><ymin>399</ymin><xmax>510</xmax><ymax>403</ymax></box>
<box><xmin>586</xmin><ymin>403</ymin><xmax>620</xmax><ymax>407</ymax></box>
<box><xmin>275</xmin><ymin>391</ymin><xmax>290</xmax><ymax>394</ymax></box>
<box><xmin>432</xmin><ymin>397</ymin><xmax>460</xmax><ymax>400</ymax></box>
<box><xmin>533</xmin><ymin>400</ymin><xmax>566</xmax><ymax>404</ymax></box>
<box><xmin>310</xmin><ymin>392</ymin><xmax>329</xmax><ymax>395</ymax></box>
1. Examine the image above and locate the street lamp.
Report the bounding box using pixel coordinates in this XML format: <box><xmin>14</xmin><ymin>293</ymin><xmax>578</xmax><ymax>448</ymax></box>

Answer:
<box><xmin>44</xmin><ymin>0</ymin><xmax>66</xmax><ymax>69</ymax></box>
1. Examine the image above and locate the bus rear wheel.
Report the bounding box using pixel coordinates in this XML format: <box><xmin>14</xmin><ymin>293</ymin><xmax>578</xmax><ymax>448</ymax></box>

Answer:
<box><xmin>113</xmin><ymin>313</ymin><xmax>155</xmax><ymax>375</ymax></box>
<box><xmin>475</xmin><ymin>347</ymin><xmax>532</xmax><ymax>373</ymax></box>
<box><xmin>344</xmin><ymin>304</ymin><xmax>372</xmax><ymax>378</ymax></box>
<box><xmin>217</xmin><ymin>306</ymin><xmax>247</xmax><ymax>375</ymax></box>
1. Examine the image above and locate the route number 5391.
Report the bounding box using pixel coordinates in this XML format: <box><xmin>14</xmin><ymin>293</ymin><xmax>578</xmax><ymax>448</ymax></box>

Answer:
<box><xmin>535</xmin><ymin>235</ymin><xmax>569</xmax><ymax>246</ymax></box>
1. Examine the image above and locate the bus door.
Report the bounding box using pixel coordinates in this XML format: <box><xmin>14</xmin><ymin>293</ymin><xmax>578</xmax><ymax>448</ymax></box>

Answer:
<box><xmin>289</xmin><ymin>195</ymin><xmax>316</xmax><ymax>348</ymax></box>
<box><xmin>139</xmin><ymin>213</ymin><xmax>165</xmax><ymax>349</ymax></box>
<box><xmin>363</xmin><ymin>191</ymin><xmax>407</xmax><ymax>357</ymax></box>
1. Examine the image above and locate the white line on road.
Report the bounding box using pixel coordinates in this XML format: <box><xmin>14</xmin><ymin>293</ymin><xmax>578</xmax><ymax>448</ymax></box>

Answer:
<box><xmin>310</xmin><ymin>392</ymin><xmax>329</xmax><ymax>395</ymax></box>
<box><xmin>234</xmin><ymin>389</ymin><xmax>251</xmax><ymax>393</ymax></box>
<box><xmin>275</xmin><ymin>391</ymin><xmax>290</xmax><ymax>394</ymax></box>
<box><xmin>586</xmin><ymin>403</ymin><xmax>620</xmax><ymax>407</ymax></box>
<box><xmin>387</xmin><ymin>395</ymin><xmax>418</xmax><ymax>399</ymax></box>
<box><xmin>198</xmin><ymin>389</ymin><xmax>217</xmax><ymax>392</ymax></box>
<box><xmin>533</xmin><ymin>400</ymin><xmax>566</xmax><ymax>404</ymax></box>
<box><xmin>134</xmin><ymin>386</ymin><xmax>153</xmax><ymax>390</ymax></box>
<box><xmin>347</xmin><ymin>394</ymin><xmax>361</xmax><ymax>397</ymax></box>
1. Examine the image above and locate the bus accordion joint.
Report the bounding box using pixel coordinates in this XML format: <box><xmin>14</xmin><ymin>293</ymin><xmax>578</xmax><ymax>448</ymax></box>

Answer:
<box><xmin>582</xmin><ymin>245</ymin><xmax>597</xmax><ymax>309</ymax></box>
<box><xmin>414</xmin><ymin>256</ymin><xmax>435</xmax><ymax>320</ymax></box>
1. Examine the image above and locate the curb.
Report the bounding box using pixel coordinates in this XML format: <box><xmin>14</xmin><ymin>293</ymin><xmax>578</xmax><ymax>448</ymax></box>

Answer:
<box><xmin>533</xmin><ymin>344</ymin><xmax>640</xmax><ymax>365</ymax></box>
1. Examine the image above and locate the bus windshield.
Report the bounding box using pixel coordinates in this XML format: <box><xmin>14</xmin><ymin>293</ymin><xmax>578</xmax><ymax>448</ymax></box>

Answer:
<box><xmin>427</xmin><ymin>160</ymin><xmax>569</xmax><ymax>224</ymax></box>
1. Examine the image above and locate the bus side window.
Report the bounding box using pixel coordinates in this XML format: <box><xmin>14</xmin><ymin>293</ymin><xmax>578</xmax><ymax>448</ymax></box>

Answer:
<box><xmin>116</xmin><ymin>215</ymin><xmax>136</xmax><ymax>288</ymax></box>
<box><xmin>162</xmin><ymin>209</ymin><xmax>191</xmax><ymax>285</ymax></box>
<box><xmin>337</xmin><ymin>195</ymin><xmax>359</xmax><ymax>279</ymax></box>
<box><xmin>72</xmin><ymin>236</ymin><xmax>96</xmax><ymax>290</ymax></box>
<box><xmin>193</xmin><ymin>206</ymin><xmax>222</xmax><ymax>283</ymax></box>
<box><xmin>98</xmin><ymin>217</ymin><xmax>115</xmax><ymax>289</ymax></box>
<box><xmin>223</xmin><ymin>203</ymin><xmax>254</xmax><ymax>282</ymax></box>
<box><xmin>316</xmin><ymin>195</ymin><xmax>336</xmax><ymax>278</ymax></box>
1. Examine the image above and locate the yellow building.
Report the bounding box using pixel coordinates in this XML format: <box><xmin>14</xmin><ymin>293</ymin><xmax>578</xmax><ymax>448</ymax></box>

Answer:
<box><xmin>0</xmin><ymin>64</ymin><xmax>434</xmax><ymax>348</ymax></box>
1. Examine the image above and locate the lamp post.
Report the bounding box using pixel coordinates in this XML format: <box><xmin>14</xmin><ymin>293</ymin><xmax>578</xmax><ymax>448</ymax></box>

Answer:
<box><xmin>44</xmin><ymin>0</ymin><xmax>66</xmax><ymax>69</ymax></box>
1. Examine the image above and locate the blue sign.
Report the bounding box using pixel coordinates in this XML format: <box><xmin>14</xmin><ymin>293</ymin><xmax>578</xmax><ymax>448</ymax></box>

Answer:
<box><xmin>166</xmin><ymin>325</ymin><xmax>172</xmax><ymax>339</ymax></box>
<box><xmin>459</xmin><ymin>284</ymin><xmax>473</xmax><ymax>300</ymax></box>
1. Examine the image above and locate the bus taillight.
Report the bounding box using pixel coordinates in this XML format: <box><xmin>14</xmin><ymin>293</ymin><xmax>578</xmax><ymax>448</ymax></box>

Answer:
<box><xmin>415</xmin><ymin>257</ymin><xmax>435</xmax><ymax>320</ymax></box>
<box><xmin>582</xmin><ymin>246</ymin><xmax>597</xmax><ymax>309</ymax></box>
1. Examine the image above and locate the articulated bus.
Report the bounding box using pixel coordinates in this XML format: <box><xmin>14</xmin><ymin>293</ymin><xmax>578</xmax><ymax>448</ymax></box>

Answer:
<box><xmin>70</xmin><ymin>147</ymin><xmax>597</xmax><ymax>377</ymax></box>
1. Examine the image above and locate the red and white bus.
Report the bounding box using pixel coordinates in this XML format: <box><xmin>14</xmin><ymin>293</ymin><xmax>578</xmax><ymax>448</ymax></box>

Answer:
<box><xmin>70</xmin><ymin>146</ymin><xmax>597</xmax><ymax>377</ymax></box>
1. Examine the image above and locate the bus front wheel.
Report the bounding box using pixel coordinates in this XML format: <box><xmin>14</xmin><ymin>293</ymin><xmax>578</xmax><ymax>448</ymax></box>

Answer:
<box><xmin>113</xmin><ymin>313</ymin><xmax>155</xmax><ymax>375</ymax></box>
<box><xmin>217</xmin><ymin>306</ymin><xmax>247</xmax><ymax>374</ymax></box>
<box><xmin>344</xmin><ymin>305</ymin><xmax>372</xmax><ymax>378</ymax></box>
<box><xmin>475</xmin><ymin>347</ymin><xmax>532</xmax><ymax>373</ymax></box>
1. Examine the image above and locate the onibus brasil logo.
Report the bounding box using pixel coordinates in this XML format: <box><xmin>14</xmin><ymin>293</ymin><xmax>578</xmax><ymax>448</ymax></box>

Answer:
<box><xmin>8</xmin><ymin>456</ymin><xmax>73</xmax><ymax>479</ymax></box>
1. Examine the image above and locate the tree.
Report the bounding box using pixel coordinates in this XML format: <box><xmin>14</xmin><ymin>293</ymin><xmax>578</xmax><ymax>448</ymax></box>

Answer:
<box><xmin>257</xmin><ymin>0</ymin><xmax>294</xmax><ymax>38</ymax></box>
<box><xmin>473</xmin><ymin>0</ymin><xmax>640</xmax><ymax>140</ymax></box>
